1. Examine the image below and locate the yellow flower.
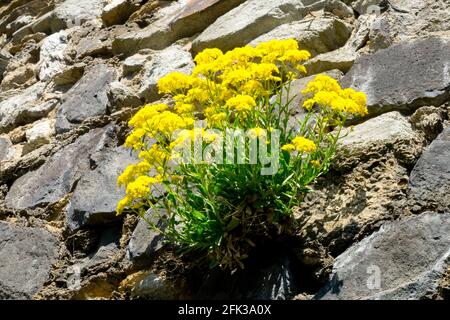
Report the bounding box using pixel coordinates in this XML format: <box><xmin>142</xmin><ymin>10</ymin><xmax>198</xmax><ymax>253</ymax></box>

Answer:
<box><xmin>117</xmin><ymin>160</ymin><xmax>152</xmax><ymax>186</ymax></box>
<box><xmin>302</xmin><ymin>74</ymin><xmax>341</xmax><ymax>95</ymax></box>
<box><xmin>281</xmin><ymin>144</ymin><xmax>295</xmax><ymax>152</ymax></box>
<box><xmin>158</xmin><ymin>72</ymin><xmax>194</xmax><ymax>94</ymax></box>
<box><xmin>225</xmin><ymin>95</ymin><xmax>256</xmax><ymax>113</ymax></box>
<box><xmin>310</xmin><ymin>160</ymin><xmax>321</xmax><ymax>168</ymax></box>
<box><xmin>292</xmin><ymin>136</ymin><xmax>316</xmax><ymax>154</ymax></box>
<box><xmin>194</xmin><ymin>48</ymin><xmax>223</xmax><ymax>65</ymax></box>
<box><xmin>128</xmin><ymin>104</ymin><xmax>168</xmax><ymax>129</ymax></box>
<box><xmin>139</xmin><ymin>144</ymin><xmax>170</xmax><ymax>165</ymax></box>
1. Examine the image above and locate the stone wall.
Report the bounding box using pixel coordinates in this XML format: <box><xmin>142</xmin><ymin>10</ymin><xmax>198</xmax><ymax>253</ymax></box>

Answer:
<box><xmin>0</xmin><ymin>0</ymin><xmax>449</xmax><ymax>300</ymax></box>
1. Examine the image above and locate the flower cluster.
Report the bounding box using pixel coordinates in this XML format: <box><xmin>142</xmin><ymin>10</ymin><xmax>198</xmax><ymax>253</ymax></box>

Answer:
<box><xmin>117</xmin><ymin>39</ymin><xmax>368</xmax><ymax>270</ymax></box>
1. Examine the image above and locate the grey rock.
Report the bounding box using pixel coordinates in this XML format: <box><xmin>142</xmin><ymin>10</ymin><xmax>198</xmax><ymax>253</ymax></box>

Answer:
<box><xmin>113</xmin><ymin>0</ymin><xmax>246</xmax><ymax>56</ymax></box>
<box><xmin>192</xmin><ymin>0</ymin><xmax>328</xmax><ymax>54</ymax></box>
<box><xmin>127</xmin><ymin>209</ymin><xmax>167</xmax><ymax>267</ymax></box>
<box><xmin>0</xmin><ymin>222</ymin><xmax>59</xmax><ymax>299</ymax></box>
<box><xmin>341</xmin><ymin>37</ymin><xmax>450</xmax><ymax>116</ymax></box>
<box><xmin>56</xmin><ymin>64</ymin><xmax>116</xmax><ymax>133</ymax></box>
<box><xmin>0</xmin><ymin>135</ymin><xmax>12</xmax><ymax>162</ymax></box>
<box><xmin>409</xmin><ymin>126</ymin><xmax>450</xmax><ymax>212</ymax></box>
<box><xmin>5</xmin><ymin>125</ymin><xmax>117</xmax><ymax>210</ymax></box>
<box><xmin>52</xmin><ymin>64</ymin><xmax>85</xmax><ymax>86</ymax></box>
<box><xmin>0</xmin><ymin>82</ymin><xmax>47</xmax><ymax>134</ymax></box>
<box><xmin>138</xmin><ymin>45</ymin><xmax>194</xmax><ymax>102</ymax></box>
<box><xmin>316</xmin><ymin>212</ymin><xmax>450</xmax><ymax>300</ymax></box>
<box><xmin>101</xmin><ymin>0</ymin><xmax>140</xmax><ymax>27</ymax></box>
<box><xmin>123</xmin><ymin>53</ymin><xmax>149</xmax><ymax>76</ymax></box>
<box><xmin>324</xmin><ymin>0</ymin><xmax>355</xmax><ymax>19</ymax></box>
<box><xmin>107</xmin><ymin>81</ymin><xmax>142</xmax><ymax>112</ymax></box>
<box><xmin>249</xmin><ymin>15</ymin><xmax>352</xmax><ymax>56</ymax></box>
<box><xmin>410</xmin><ymin>106</ymin><xmax>445</xmax><ymax>141</ymax></box>
<box><xmin>130</xmin><ymin>271</ymin><xmax>190</xmax><ymax>299</ymax></box>
<box><xmin>23</xmin><ymin>119</ymin><xmax>55</xmax><ymax>154</ymax></box>
<box><xmin>66</xmin><ymin>146</ymin><xmax>138</xmax><ymax>231</ymax></box>
<box><xmin>0</xmin><ymin>51</ymin><xmax>10</xmax><ymax>80</ymax></box>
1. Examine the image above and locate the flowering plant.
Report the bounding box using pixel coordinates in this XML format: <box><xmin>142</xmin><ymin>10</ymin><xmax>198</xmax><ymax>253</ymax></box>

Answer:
<box><xmin>117</xmin><ymin>39</ymin><xmax>367</xmax><ymax>270</ymax></box>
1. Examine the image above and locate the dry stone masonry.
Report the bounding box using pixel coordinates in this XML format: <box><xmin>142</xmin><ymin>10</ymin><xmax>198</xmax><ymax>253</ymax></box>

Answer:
<box><xmin>0</xmin><ymin>0</ymin><xmax>449</xmax><ymax>300</ymax></box>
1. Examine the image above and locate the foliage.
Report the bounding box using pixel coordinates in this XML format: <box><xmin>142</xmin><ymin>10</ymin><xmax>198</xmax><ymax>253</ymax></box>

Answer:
<box><xmin>117</xmin><ymin>39</ymin><xmax>367</xmax><ymax>270</ymax></box>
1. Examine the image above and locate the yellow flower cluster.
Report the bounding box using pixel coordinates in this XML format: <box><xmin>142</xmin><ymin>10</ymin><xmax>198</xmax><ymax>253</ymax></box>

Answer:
<box><xmin>302</xmin><ymin>75</ymin><xmax>368</xmax><ymax>116</ymax></box>
<box><xmin>282</xmin><ymin>136</ymin><xmax>317</xmax><ymax>154</ymax></box>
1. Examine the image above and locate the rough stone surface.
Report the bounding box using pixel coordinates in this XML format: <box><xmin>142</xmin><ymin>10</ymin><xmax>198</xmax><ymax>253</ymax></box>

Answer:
<box><xmin>192</xmin><ymin>0</ymin><xmax>328</xmax><ymax>54</ymax></box>
<box><xmin>66</xmin><ymin>146</ymin><xmax>138</xmax><ymax>231</ymax></box>
<box><xmin>249</xmin><ymin>15</ymin><xmax>352</xmax><ymax>56</ymax></box>
<box><xmin>0</xmin><ymin>135</ymin><xmax>12</xmax><ymax>162</ymax></box>
<box><xmin>0</xmin><ymin>222</ymin><xmax>59</xmax><ymax>299</ymax></box>
<box><xmin>113</xmin><ymin>0</ymin><xmax>246</xmax><ymax>55</ymax></box>
<box><xmin>0</xmin><ymin>82</ymin><xmax>47</xmax><ymax>134</ymax></box>
<box><xmin>127</xmin><ymin>209</ymin><xmax>167</xmax><ymax>267</ymax></box>
<box><xmin>37</xmin><ymin>30</ymin><xmax>68</xmax><ymax>81</ymax></box>
<box><xmin>101</xmin><ymin>0</ymin><xmax>140</xmax><ymax>27</ymax></box>
<box><xmin>50</xmin><ymin>0</ymin><xmax>104</xmax><ymax>33</ymax></box>
<box><xmin>56</xmin><ymin>64</ymin><xmax>116</xmax><ymax>133</ymax></box>
<box><xmin>408</xmin><ymin>126</ymin><xmax>450</xmax><ymax>213</ymax></box>
<box><xmin>5</xmin><ymin>125</ymin><xmax>117</xmax><ymax>210</ymax></box>
<box><xmin>315</xmin><ymin>212</ymin><xmax>450</xmax><ymax>300</ymax></box>
<box><xmin>23</xmin><ymin>118</ymin><xmax>55</xmax><ymax>153</ymax></box>
<box><xmin>138</xmin><ymin>45</ymin><xmax>194</xmax><ymax>102</ymax></box>
<box><xmin>341</xmin><ymin>37</ymin><xmax>450</xmax><ymax>116</ymax></box>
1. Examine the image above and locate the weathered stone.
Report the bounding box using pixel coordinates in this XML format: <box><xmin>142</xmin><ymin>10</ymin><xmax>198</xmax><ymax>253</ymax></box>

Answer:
<box><xmin>303</xmin><ymin>13</ymin><xmax>375</xmax><ymax>74</ymax></box>
<box><xmin>249</xmin><ymin>16</ymin><xmax>352</xmax><ymax>56</ymax></box>
<box><xmin>127</xmin><ymin>209</ymin><xmax>167</xmax><ymax>267</ymax></box>
<box><xmin>366</xmin><ymin>0</ymin><xmax>450</xmax><ymax>50</ymax></box>
<box><xmin>52</xmin><ymin>64</ymin><xmax>84</xmax><ymax>86</ymax></box>
<box><xmin>101</xmin><ymin>0</ymin><xmax>140</xmax><ymax>27</ymax></box>
<box><xmin>410</xmin><ymin>106</ymin><xmax>445</xmax><ymax>141</ymax></box>
<box><xmin>0</xmin><ymin>222</ymin><xmax>59</xmax><ymax>299</ymax></box>
<box><xmin>0</xmin><ymin>51</ymin><xmax>9</xmax><ymax>79</ymax></box>
<box><xmin>352</xmin><ymin>0</ymin><xmax>383</xmax><ymax>15</ymax></box>
<box><xmin>341</xmin><ymin>37</ymin><xmax>450</xmax><ymax>116</ymax></box>
<box><xmin>50</xmin><ymin>0</ymin><xmax>104</xmax><ymax>33</ymax></box>
<box><xmin>113</xmin><ymin>0</ymin><xmax>246</xmax><ymax>56</ymax></box>
<box><xmin>23</xmin><ymin>119</ymin><xmax>55</xmax><ymax>154</ymax></box>
<box><xmin>192</xmin><ymin>0</ymin><xmax>328</xmax><ymax>54</ymax></box>
<box><xmin>37</xmin><ymin>30</ymin><xmax>68</xmax><ymax>81</ymax></box>
<box><xmin>138</xmin><ymin>45</ymin><xmax>194</xmax><ymax>102</ymax></box>
<box><xmin>324</xmin><ymin>0</ymin><xmax>354</xmax><ymax>19</ymax></box>
<box><xmin>0</xmin><ymin>82</ymin><xmax>48</xmax><ymax>134</ymax></box>
<box><xmin>338</xmin><ymin>111</ymin><xmax>423</xmax><ymax>167</ymax></box>
<box><xmin>5</xmin><ymin>125</ymin><xmax>117</xmax><ymax>210</ymax></box>
<box><xmin>123</xmin><ymin>53</ymin><xmax>149</xmax><ymax>76</ymax></box>
<box><xmin>408</xmin><ymin>126</ymin><xmax>450</xmax><ymax>213</ymax></box>
<box><xmin>0</xmin><ymin>63</ymin><xmax>36</xmax><ymax>90</ymax></box>
<box><xmin>123</xmin><ymin>270</ymin><xmax>191</xmax><ymax>300</ymax></box>
<box><xmin>56</xmin><ymin>64</ymin><xmax>116</xmax><ymax>133</ymax></box>
<box><xmin>315</xmin><ymin>212</ymin><xmax>450</xmax><ymax>300</ymax></box>
<box><xmin>0</xmin><ymin>135</ymin><xmax>12</xmax><ymax>162</ymax></box>
<box><xmin>66</xmin><ymin>146</ymin><xmax>138</xmax><ymax>231</ymax></box>
<box><xmin>107</xmin><ymin>81</ymin><xmax>142</xmax><ymax>112</ymax></box>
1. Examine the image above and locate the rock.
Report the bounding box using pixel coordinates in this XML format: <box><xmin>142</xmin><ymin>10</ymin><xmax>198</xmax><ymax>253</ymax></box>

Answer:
<box><xmin>101</xmin><ymin>0</ymin><xmax>140</xmax><ymax>27</ymax></box>
<box><xmin>23</xmin><ymin>119</ymin><xmax>55</xmax><ymax>154</ymax></box>
<box><xmin>295</xmin><ymin>156</ymin><xmax>410</xmax><ymax>256</ymax></box>
<box><xmin>56</xmin><ymin>64</ymin><xmax>116</xmax><ymax>133</ymax></box>
<box><xmin>113</xmin><ymin>0</ymin><xmax>246</xmax><ymax>56</ymax></box>
<box><xmin>191</xmin><ymin>0</ymin><xmax>327</xmax><ymax>54</ymax></box>
<box><xmin>249</xmin><ymin>15</ymin><xmax>352</xmax><ymax>57</ymax></box>
<box><xmin>66</xmin><ymin>146</ymin><xmax>138</xmax><ymax>231</ymax></box>
<box><xmin>352</xmin><ymin>0</ymin><xmax>383</xmax><ymax>15</ymax></box>
<box><xmin>341</xmin><ymin>37</ymin><xmax>450</xmax><ymax>116</ymax></box>
<box><xmin>0</xmin><ymin>82</ymin><xmax>48</xmax><ymax>134</ymax></box>
<box><xmin>0</xmin><ymin>63</ymin><xmax>36</xmax><ymax>90</ymax></box>
<box><xmin>324</xmin><ymin>0</ymin><xmax>355</xmax><ymax>19</ymax></box>
<box><xmin>127</xmin><ymin>209</ymin><xmax>167</xmax><ymax>267</ymax></box>
<box><xmin>124</xmin><ymin>270</ymin><xmax>190</xmax><ymax>300</ymax></box>
<box><xmin>138</xmin><ymin>45</ymin><xmax>194</xmax><ymax>102</ymax></box>
<box><xmin>107</xmin><ymin>81</ymin><xmax>142</xmax><ymax>112</ymax></box>
<box><xmin>410</xmin><ymin>106</ymin><xmax>445</xmax><ymax>141</ymax></box>
<box><xmin>50</xmin><ymin>0</ymin><xmax>104</xmax><ymax>33</ymax></box>
<box><xmin>52</xmin><ymin>63</ymin><xmax>84</xmax><ymax>86</ymax></box>
<box><xmin>315</xmin><ymin>212</ymin><xmax>450</xmax><ymax>300</ymax></box>
<box><xmin>37</xmin><ymin>30</ymin><xmax>68</xmax><ymax>82</ymax></box>
<box><xmin>0</xmin><ymin>222</ymin><xmax>59</xmax><ymax>299</ymax></box>
<box><xmin>0</xmin><ymin>51</ymin><xmax>10</xmax><ymax>79</ymax></box>
<box><xmin>123</xmin><ymin>53</ymin><xmax>149</xmax><ymax>76</ymax></box>
<box><xmin>338</xmin><ymin>111</ymin><xmax>423</xmax><ymax>167</ymax></box>
<box><xmin>408</xmin><ymin>126</ymin><xmax>450</xmax><ymax>213</ymax></box>
<box><xmin>5</xmin><ymin>125</ymin><xmax>117</xmax><ymax>210</ymax></box>
<box><xmin>0</xmin><ymin>135</ymin><xmax>12</xmax><ymax>162</ymax></box>
<box><xmin>367</xmin><ymin>0</ymin><xmax>450</xmax><ymax>50</ymax></box>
